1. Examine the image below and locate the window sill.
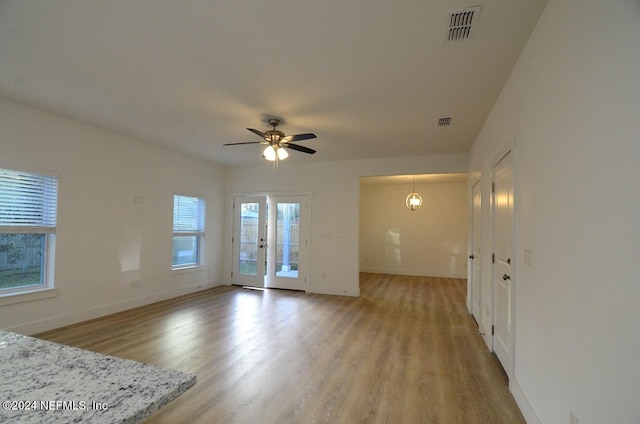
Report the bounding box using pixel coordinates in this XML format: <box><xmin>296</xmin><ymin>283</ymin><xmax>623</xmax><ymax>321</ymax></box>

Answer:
<box><xmin>171</xmin><ymin>265</ymin><xmax>206</xmax><ymax>275</ymax></box>
<box><xmin>0</xmin><ymin>287</ymin><xmax>58</xmax><ymax>306</ymax></box>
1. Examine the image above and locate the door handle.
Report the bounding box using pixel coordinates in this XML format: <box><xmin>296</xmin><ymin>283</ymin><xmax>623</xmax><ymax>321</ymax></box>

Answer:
<box><xmin>468</xmin><ymin>255</ymin><xmax>475</xmax><ymax>259</ymax></box>
<box><xmin>502</xmin><ymin>274</ymin><xmax>511</xmax><ymax>281</ymax></box>
<box><xmin>259</xmin><ymin>243</ymin><xmax>268</xmax><ymax>248</ymax></box>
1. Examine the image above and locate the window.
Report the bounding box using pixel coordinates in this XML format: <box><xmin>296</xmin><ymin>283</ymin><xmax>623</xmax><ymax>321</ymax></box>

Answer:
<box><xmin>172</xmin><ymin>194</ymin><xmax>206</xmax><ymax>269</ymax></box>
<box><xmin>0</xmin><ymin>167</ymin><xmax>58</xmax><ymax>295</ymax></box>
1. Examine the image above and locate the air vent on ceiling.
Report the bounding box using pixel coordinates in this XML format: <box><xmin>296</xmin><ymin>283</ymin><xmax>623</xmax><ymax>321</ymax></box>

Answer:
<box><xmin>438</xmin><ymin>116</ymin><xmax>453</xmax><ymax>127</ymax></box>
<box><xmin>448</xmin><ymin>6</ymin><xmax>481</xmax><ymax>41</ymax></box>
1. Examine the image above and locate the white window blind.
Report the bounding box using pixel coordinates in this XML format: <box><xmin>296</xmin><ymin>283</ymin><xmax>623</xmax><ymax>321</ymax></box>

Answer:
<box><xmin>0</xmin><ymin>168</ymin><xmax>58</xmax><ymax>234</ymax></box>
<box><xmin>173</xmin><ymin>195</ymin><xmax>205</xmax><ymax>235</ymax></box>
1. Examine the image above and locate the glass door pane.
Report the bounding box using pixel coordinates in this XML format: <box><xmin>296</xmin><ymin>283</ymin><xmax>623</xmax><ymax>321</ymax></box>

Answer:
<box><xmin>275</xmin><ymin>202</ymin><xmax>299</xmax><ymax>279</ymax></box>
<box><xmin>239</xmin><ymin>202</ymin><xmax>260</xmax><ymax>276</ymax></box>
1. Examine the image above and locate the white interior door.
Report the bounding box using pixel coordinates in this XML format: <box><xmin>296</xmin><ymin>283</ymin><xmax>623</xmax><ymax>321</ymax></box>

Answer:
<box><xmin>493</xmin><ymin>152</ymin><xmax>514</xmax><ymax>373</ymax></box>
<box><xmin>265</xmin><ymin>195</ymin><xmax>308</xmax><ymax>291</ymax></box>
<box><xmin>470</xmin><ymin>180</ymin><xmax>482</xmax><ymax>325</ymax></box>
<box><xmin>232</xmin><ymin>196</ymin><xmax>267</xmax><ymax>288</ymax></box>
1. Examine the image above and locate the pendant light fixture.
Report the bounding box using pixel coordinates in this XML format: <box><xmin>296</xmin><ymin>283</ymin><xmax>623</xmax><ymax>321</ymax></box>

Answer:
<box><xmin>406</xmin><ymin>175</ymin><xmax>423</xmax><ymax>211</ymax></box>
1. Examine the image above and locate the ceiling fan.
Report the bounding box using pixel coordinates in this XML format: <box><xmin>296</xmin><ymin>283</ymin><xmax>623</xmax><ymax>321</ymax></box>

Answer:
<box><xmin>224</xmin><ymin>119</ymin><xmax>317</xmax><ymax>162</ymax></box>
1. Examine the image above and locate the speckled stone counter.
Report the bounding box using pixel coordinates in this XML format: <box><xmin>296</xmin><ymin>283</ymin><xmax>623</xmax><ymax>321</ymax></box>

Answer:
<box><xmin>0</xmin><ymin>330</ymin><xmax>196</xmax><ymax>423</ymax></box>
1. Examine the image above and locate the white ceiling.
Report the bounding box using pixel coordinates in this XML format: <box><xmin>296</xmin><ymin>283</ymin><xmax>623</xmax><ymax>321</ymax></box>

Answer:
<box><xmin>0</xmin><ymin>0</ymin><xmax>547</xmax><ymax>167</ymax></box>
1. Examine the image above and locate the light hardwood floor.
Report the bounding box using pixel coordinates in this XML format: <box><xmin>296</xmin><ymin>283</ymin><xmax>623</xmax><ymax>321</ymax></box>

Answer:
<box><xmin>37</xmin><ymin>273</ymin><xmax>525</xmax><ymax>423</ymax></box>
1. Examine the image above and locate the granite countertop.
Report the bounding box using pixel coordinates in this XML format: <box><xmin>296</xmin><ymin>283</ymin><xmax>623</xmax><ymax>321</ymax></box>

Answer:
<box><xmin>0</xmin><ymin>330</ymin><xmax>196</xmax><ymax>423</ymax></box>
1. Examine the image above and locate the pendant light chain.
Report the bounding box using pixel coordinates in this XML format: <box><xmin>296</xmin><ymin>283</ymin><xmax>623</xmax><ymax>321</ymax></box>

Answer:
<box><xmin>406</xmin><ymin>174</ymin><xmax>423</xmax><ymax>211</ymax></box>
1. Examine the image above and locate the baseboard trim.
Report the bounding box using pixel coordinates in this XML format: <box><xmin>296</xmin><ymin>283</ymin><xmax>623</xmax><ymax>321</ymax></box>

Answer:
<box><xmin>511</xmin><ymin>375</ymin><xmax>542</xmax><ymax>424</ymax></box>
<box><xmin>360</xmin><ymin>267</ymin><xmax>467</xmax><ymax>279</ymax></box>
<box><xmin>307</xmin><ymin>285</ymin><xmax>360</xmax><ymax>297</ymax></box>
<box><xmin>8</xmin><ymin>281</ymin><xmax>222</xmax><ymax>336</ymax></box>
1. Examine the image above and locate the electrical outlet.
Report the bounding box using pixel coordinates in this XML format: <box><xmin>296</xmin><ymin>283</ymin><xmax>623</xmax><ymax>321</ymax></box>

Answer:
<box><xmin>524</xmin><ymin>248</ymin><xmax>532</xmax><ymax>266</ymax></box>
<box><xmin>570</xmin><ymin>411</ymin><xmax>579</xmax><ymax>424</ymax></box>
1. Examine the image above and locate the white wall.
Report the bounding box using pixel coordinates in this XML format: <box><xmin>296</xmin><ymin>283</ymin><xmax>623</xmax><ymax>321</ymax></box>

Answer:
<box><xmin>224</xmin><ymin>155</ymin><xmax>468</xmax><ymax>296</ymax></box>
<box><xmin>469</xmin><ymin>1</ymin><xmax>640</xmax><ymax>423</ymax></box>
<box><xmin>0</xmin><ymin>97</ymin><xmax>225</xmax><ymax>335</ymax></box>
<box><xmin>360</xmin><ymin>180</ymin><xmax>467</xmax><ymax>278</ymax></box>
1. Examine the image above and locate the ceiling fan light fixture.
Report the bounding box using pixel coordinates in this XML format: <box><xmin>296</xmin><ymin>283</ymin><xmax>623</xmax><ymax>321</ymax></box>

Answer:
<box><xmin>226</xmin><ymin>118</ymin><xmax>317</xmax><ymax>162</ymax></box>
<box><xmin>263</xmin><ymin>145</ymin><xmax>277</xmax><ymax>161</ymax></box>
<box><xmin>263</xmin><ymin>145</ymin><xmax>289</xmax><ymax>162</ymax></box>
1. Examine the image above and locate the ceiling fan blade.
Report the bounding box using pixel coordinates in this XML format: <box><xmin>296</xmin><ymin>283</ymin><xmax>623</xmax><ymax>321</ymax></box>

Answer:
<box><xmin>284</xmin><ymin>143</ymin><xmax>316</xmax><ymax>154</ymax></box>
<box><xmin>223</xmin><ymin>141</ymin><xmax>263</xmax><ymax>146</ymax></box>
<box><xmin>247</xmin><ymin>128</ymin><xmax>267</xmax><ymax>139</ymax></box>
<box><xmin>283</xmin><ymin>133</ymin><xmax>317</xmax><ymax>142</ymax></box>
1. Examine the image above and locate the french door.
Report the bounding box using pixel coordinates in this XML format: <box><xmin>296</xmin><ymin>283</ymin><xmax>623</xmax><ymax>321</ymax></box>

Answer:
<box><xmin>232</xmin><ymin>196</ymin><xmax>267</xmax><ymax>288</ymax></box>
<box><xmin>231</xmin><ymin>195</ymin><xmax>308</xmax><ymax>291</ymax></box>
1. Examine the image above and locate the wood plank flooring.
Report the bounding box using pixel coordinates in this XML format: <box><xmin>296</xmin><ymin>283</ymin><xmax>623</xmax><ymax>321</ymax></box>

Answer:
<box><xmin>36</xmin><ymin>273</ymin><xmax>525</xmax><ymax>423</ymax></box>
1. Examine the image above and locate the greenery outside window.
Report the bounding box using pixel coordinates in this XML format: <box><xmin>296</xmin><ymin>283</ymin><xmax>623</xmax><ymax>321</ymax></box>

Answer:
<box><xmin>172</xmin><ymin>194</ymin><xmax>206</xmax><ymax>270</ymax></box>
<box><xmin>0</xmin><ymin>168</ymin><xmax>58</xmax><ymax>295</ymax></box>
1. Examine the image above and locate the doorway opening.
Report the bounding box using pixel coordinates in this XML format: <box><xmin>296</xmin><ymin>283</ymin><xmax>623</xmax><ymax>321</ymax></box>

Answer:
<box><xmin>359</xmin><ymin>173</ymin><xmax>468</xmax><ymax>278</ymax></box>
